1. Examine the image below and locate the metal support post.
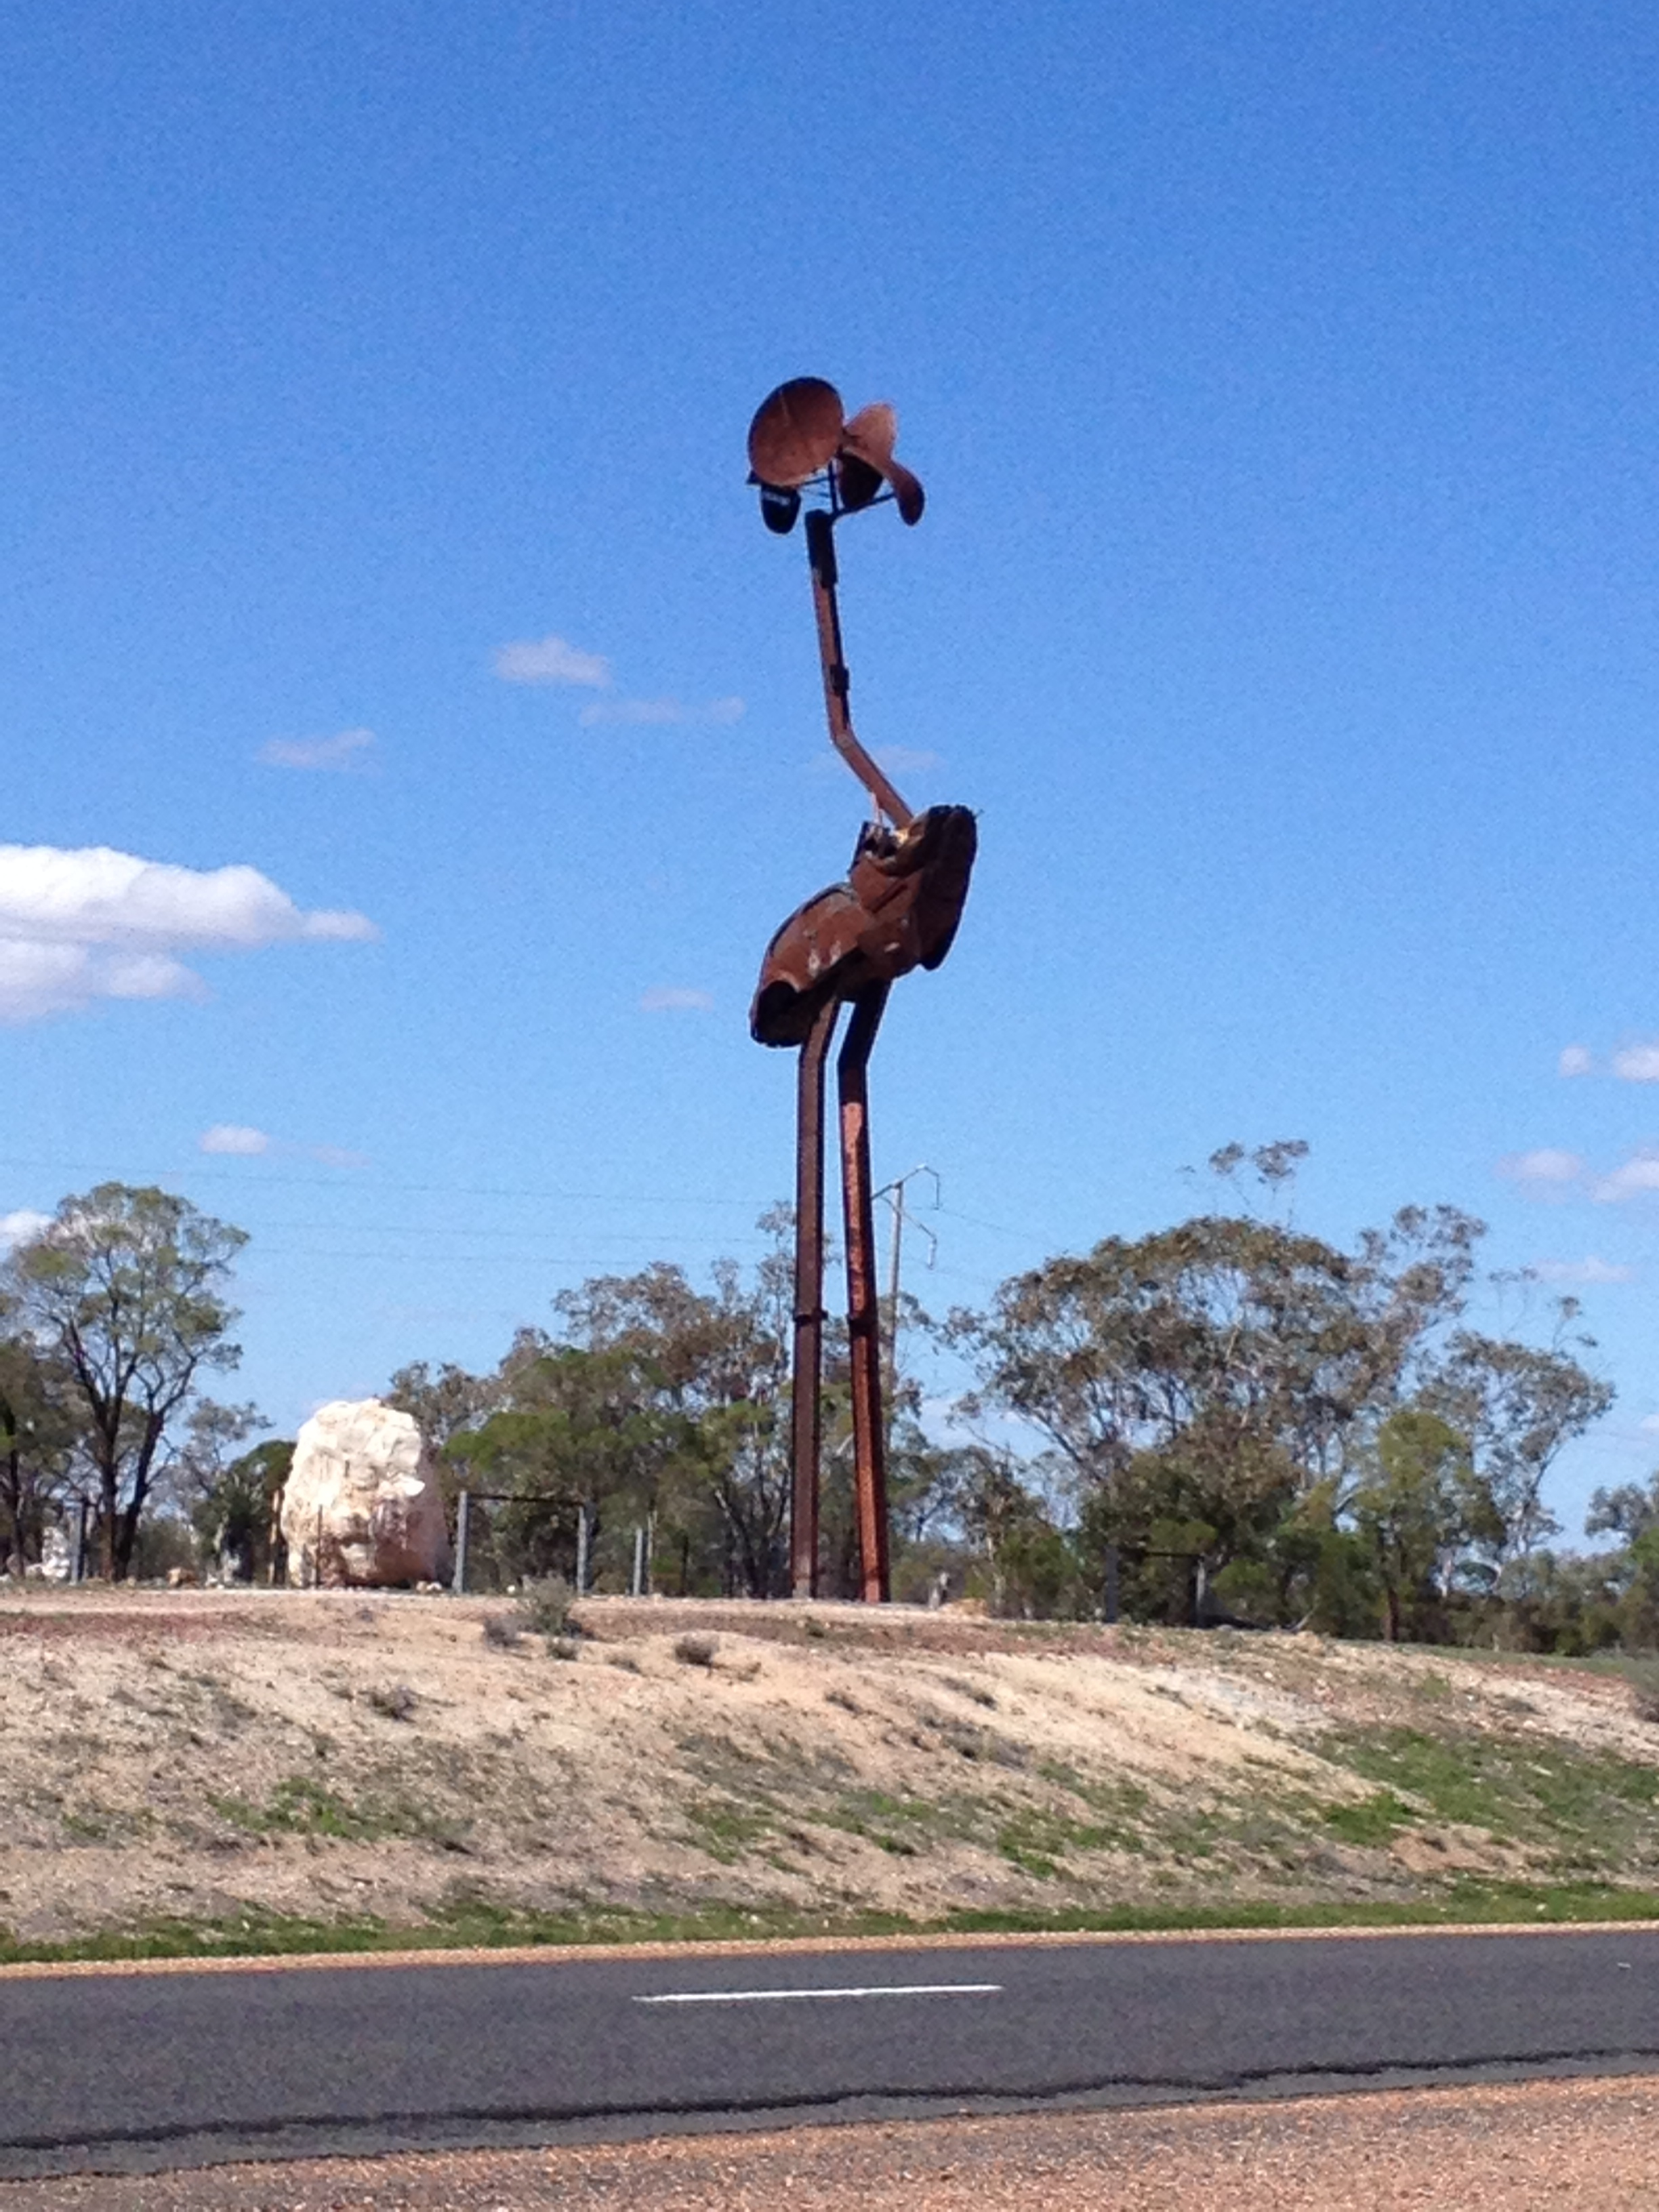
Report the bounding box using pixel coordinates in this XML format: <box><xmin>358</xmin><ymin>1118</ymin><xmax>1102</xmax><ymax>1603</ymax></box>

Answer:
<box><xmin>575</xmin><ymin>1504</ymin><xmax>590</xmax><ymax>1597</ymax></box>
<box><xmin>632</xmin><ymin>1523</ymin><xmax>645</xmax><ymax>1597</ymax></box>
<box><xmin>838</xmin><ymin>982</ymin><xmax>892</xmax><ymax>1603</ymax></box>
<box><xmin>452</xmin><ymin>1489</ymin><xmax>470</xmax><ymax>1596</ymax></box>
<box><xmin>790</xmin><ymin>1000</ymin><xmax>839</xmax><ymax>1598</ymax></box>
<box><xmin>804</xmin><ymin>510</ymin><xmax>912</xmax><ymax>826</ymax></box>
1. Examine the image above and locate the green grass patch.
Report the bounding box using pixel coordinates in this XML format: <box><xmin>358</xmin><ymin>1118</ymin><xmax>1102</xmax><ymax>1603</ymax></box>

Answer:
<box><xmin>995</xmin><ymin>1806</ymin><xmax>1122</xmax><ymax>1879</ymax></box>
<box><xmin>1328</xmin><ymin>1726</ymin><xmax>1659</xmax><ymax>1872</ymax></box>
<box><xmin>1322</xmin><ymin>1790</ymin><xmax>1414</xmax><ymax>1846</ymax></box>
<box><xmin>682</xmin><ymin>1798</ymin><xmax>775</xmax><ymax>1864</ymax></box>
<box><xmin>9</xmin><ymin>1879</ymin><xmax>1659</xmax><ymax>1970</ymax></box>
<box><xmin>824</xmin><ymin>1788</ymin><xmax>965</xmax><ymax>1856</ymax></box>
<box><xmin>211</xmin><ymin>1775</ymin><xmax>468</xmax><ymax>1849</ymax></box>
<box><xmin>1037</xmin><ymin>1761</ymin><xmax>1151</xmax><ymax>1824</ymax></box>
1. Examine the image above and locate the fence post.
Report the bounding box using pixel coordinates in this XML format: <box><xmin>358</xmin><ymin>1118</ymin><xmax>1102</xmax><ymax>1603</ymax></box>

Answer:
<box><xmin>631</xmin><ymin>1523</ymin><xmax>645</xmax><ymax>1598</ymax></box>
<box><xmin>453</xmin><ymin>1489</ymin><xmax>470</xmax><ymax>1596</ymax></box>
<box><xmin>314</xmin><ymin>1506</ymin><xmax>324</xmax><ymax>1589</ymax></box>
<box><xmin>575</xmin><ymin>1504</ymin><xmax>590</xmax><ymax>1597</ymax></box>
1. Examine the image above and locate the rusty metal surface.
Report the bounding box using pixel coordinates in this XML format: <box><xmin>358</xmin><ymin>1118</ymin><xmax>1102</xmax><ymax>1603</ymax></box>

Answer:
<box><xmin>838</xmin><ymin>985</ymin><xmax>892</xmax><ymax>1605</ymax></box>
<box><xmin>790</xmin><ymin>1003</ymin><xmax>838</xmax><ymax>1599</ymax></box>
<box><xmin>747</xmin><ymin>377</ymin><xmax>845</xmax><ymax>489</ymax></box>
<box><xmin>746</xmin><ymin>374</ymin><xmax>972</xmax><ymax>1601</ymax></box>
<box><xmin>750</xmin><ymin>806</ymin><xmax>977</xmax><ymax>1047</ymax></box>
<box><xmin>839</xmin><ymin>401</ymin><xmax>926</xmax><ymax>524</ymax></box>
<box><xmin>747</xmin><ymin>379</ymin><xmax>927</xmax><ymax>534</ymax></box>
<box><xmin>805</xmin><ymin>510</ymin><xmax>914</xmax><ymax>825</ymax></box>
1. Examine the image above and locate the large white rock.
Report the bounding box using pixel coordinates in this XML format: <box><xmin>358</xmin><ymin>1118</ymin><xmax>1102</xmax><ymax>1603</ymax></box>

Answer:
<box><xmin>36</xmin><ymin>1525</ymin><xmax>73</xmax><ymax>1582</ymax></box>
<box><xmin>279</xmin><ymin>1398</ymin><xmax>450</xmax><ymax>1589</ymax></box>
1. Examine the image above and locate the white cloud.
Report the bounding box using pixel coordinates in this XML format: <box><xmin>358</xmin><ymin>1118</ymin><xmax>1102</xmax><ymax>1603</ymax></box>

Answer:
<box><xmin>876</xmin><ymin>745</ymin><xmax>943</xmax><ymax>775</ymax></box>
<box><xmin>497</xmin><ymin>634</ymin><xmax>747</xmax><ymax>733</ymax></box>
<box><xmin>200</xmin><ymin>1124</ymin><xmax>271</xmax><ymax>1155</ymax></box>
<box><xmin>1559</xmin><ymin>1044</ymin><xmax>1595</xmax><ymax>1077</ymax></box>
<box><xmin>1498</xmin><ymin>1147</ymin><xmax>1585</xmax><ymax>1187</ymax></box>
<box><xmin>1612</xmin><ymin>1042</ymin><xmax>1659</xmax><ymax>1082</ymax></box>
<box><xmin>1592</xmin><ymin>1150</ymin><xmax>1659</xmax><ymax>1204</ymax></box>
<box><xmin>199</xmin><ymin>1124</ymin><xmax>367</xmax><ymax>1168</ymax></box>
<box><xmin>1530</xmin><ymin>1256</ymin><xmax>1634</xmax><ymax>1285</ymax></box>
<box><xmin>0</xmin><ymin>1208</ymin><xmax>50</xmax><ymax>1252</ymax></box>
<box><xmin>0</xmin><ymin>939</ymin><xmax>205</xmax><ymax>1021</ymax></box>
<box><xmin>1641</xmin><ymin>1414</ymin><xmax>1659</xmax><ymax>1435</ymax></box>
<box><xmin>260</xmin><ymin>726</ymin><xmax>375</xmax><ymax>772</ymax></box>
<box><xmin>494</xmin><ymin>634</ymin><xmax>611</xmax><ymax>688</ymax></box>
<box><xmin>640</xmin><ymin>987</ymin><xmax>714</xmax><ymax>1013</ymax></box>
<box><xmin>0</xmin><ymin>844</ymin><xmax>377</xmax><ymax>1023</ymax></box>
<box><xmin>579</xmin><ymin>695</ymin><xmax>745</xmax><ymax>729</ymax></box>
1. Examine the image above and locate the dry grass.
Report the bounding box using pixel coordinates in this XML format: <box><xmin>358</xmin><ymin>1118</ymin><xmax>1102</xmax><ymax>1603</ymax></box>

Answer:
<box><xmin>5</xmin><ymin>1589</ymin><xmax>1659</xmax><ymax>1951</ymax></box>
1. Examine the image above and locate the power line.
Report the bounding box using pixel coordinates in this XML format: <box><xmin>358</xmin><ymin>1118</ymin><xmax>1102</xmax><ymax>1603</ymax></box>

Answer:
<box><xmin>0</xmin><ymin>1158</ymin><xmax>776</xmax><ymax>1210</ymax></box>
<box><xmin>209</xmin><ymin>1219</ymin><xmax>778</xmax><ymax>1243</ymax></box>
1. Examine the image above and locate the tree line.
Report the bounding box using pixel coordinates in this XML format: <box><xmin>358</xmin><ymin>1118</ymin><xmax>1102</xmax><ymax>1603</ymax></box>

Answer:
<box><xmin>1</xmin><ymin>1153</ymin><xmax>1654</xmax><ymax>1654</ymax></box>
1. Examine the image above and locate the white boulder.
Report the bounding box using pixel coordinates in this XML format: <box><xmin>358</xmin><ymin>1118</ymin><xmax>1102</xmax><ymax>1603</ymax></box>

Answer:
<box><xmin>279</xmin><ymin>1398</ymin><xmax>450</xmax><ymax>1589</ymax></box>
<box><xmin>37</xmin><ymin>1525</ymin><xmax>73</xmax><ymax>1582</ymax></box>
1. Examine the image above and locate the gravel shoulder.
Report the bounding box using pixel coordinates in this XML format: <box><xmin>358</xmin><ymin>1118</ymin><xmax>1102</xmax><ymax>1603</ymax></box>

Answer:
<box><xmin>4</xmin><ymin>2077</ymin><xmax>1657</xmax><ymax>2210</ymax></box>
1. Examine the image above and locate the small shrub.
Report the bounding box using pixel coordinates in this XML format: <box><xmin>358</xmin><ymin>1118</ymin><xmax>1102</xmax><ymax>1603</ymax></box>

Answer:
<box><xmin>367</xmin><ymin>1683</ymin><xmax>418</xmax><ymax>1723</ymax></box>
<box><xmin>481</xmin><ymin>1614</ymin><xmax>523</xmax><ymax>1650</ymax></box>
<box><xmin>517</xmin><ymin>1576</ymin><xmax>577</xmax><ymax>1639</ymax></box>
<box><xmin>546</xmin><ymin>1636</ymin><xmax>581</xmax><ymax>1663</ymax></box>
<box><xmin>674</xmin><ymin>1633</ymin><xmax>718</xmax><ymax>1669</ymax></box>
<box><xmin>942</xmin><ymin>1674</ymin><xmax>997</xmax><ymax>1708</ymax></box>
<box><xmin>825</xmin><ymin>1685</ymin><xmax>861</xmax><ymax>1714</ymax></box>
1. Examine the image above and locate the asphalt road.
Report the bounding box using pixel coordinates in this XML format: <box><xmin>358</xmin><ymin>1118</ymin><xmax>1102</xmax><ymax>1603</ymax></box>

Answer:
<box><xmin>3</xmin><ymin>1928</ymin><xmax>1659</xmax><ymax>2179</ymax></box>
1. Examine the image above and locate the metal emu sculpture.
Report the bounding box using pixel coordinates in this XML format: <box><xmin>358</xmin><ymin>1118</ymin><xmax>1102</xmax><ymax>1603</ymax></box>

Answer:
<box><xmin>746</xmin><ymin>377</ymin><xmax>977</xmax><ymax>1603</ymax></box>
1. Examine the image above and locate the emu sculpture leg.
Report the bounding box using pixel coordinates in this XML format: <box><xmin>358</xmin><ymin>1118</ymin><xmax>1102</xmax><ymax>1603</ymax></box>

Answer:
<box><xmin>790</xmin><ymin>1001</ymin><xmax>839</xmax><ymax>1599</ymax></box>
<box><xmin>837</xmin><ymin>983</ymin><xmax>893</xmax><ymax>1603</ymax></box>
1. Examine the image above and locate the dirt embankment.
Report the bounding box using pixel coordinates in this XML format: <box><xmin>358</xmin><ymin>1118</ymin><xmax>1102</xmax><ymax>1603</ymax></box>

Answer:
<box><xmin>3</xmin><ymin>1589</ymin><xmax>1659</xmax><ymax>1950</ymax></box>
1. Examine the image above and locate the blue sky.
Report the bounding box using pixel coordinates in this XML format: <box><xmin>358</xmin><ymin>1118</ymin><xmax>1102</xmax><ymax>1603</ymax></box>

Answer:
<box><xmin>3</xmin><ymin>1</ymin><xmax>1658</xmax><ymax>1536</ymax></box>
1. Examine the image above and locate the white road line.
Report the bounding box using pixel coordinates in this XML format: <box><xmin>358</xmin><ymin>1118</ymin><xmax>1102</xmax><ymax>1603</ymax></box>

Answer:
<box><xmin>634</xmin><ymin>1982</ymin><xmax>1003</xmax><ymax>2005</ymax></box>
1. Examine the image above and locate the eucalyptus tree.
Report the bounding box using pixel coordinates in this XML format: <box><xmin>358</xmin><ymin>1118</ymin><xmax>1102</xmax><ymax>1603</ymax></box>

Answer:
<box><xmin>1422</xmin><ymin>1326</ymin><xmax>1614</xmax><ymax>1564</ymax></box>
<box><xmin>449</xmin><ymin>1343</ymin><xmax>694</xmax><ymax>1587</ymax></box>
<box><xmin>4</xmin><ymin>1185</ymin><xmax>247</xmax><ymax>1578</ymax></box>
<box><xmin>956</xmin><ymin>1204</ymin><xmax>1477</xmax><ymax>1558</ymax></box>
<box><xmin>951</xmin><ymin>1143</ymin><xmax>1605</xmax><ymax>1616</ymax></box>
<box><xmin>551</xmin><ymin>1246</ymin><xmax>796</xmax><ymax>1596</ymax></box>
<box><xmin>1347</xmin><ymin>1408</ymin><xmax>1503</xmax><ymax>1641</ymax></box>
<box><xmin>0</xmin><ymin>1303</ymin><xmax>75</xmax><ymax>1578</ymax></box>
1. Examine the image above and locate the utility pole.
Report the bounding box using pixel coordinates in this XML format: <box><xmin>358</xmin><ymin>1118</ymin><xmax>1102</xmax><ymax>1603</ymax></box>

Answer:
<box><xmin>874</xmin><ymin>1164</ymin><xmax>939</xmax><ymax>1454</ymax></box>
